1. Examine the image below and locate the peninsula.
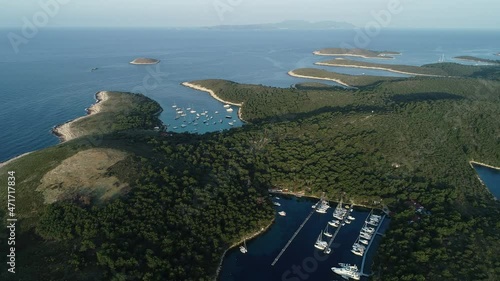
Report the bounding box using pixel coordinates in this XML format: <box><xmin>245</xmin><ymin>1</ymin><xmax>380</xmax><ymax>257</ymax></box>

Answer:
<box><xmin>289</xmin><ymin>68</ymin><xmax>401</xmax><ymax>87</ymax></box>
<box><xmin>130</xmin><ymin>58</ymin><xmax>160</xmax><ymax>65</ymax></box>
<box><xmin>313</xmin><ymin>48</ymin><xmax>401</xmax><ymax>59</ymax></box>
<box><xmin>182</xmin><ymin>82</ymin><xmax>246</xmax><ymax>122</ymax></box>
<box><xmin>454</xmin><ymin>55</ymin><xmax>500</xmax><ymax>65</ymax></box>
<box><xmin>315</xmin><ymin>58</ymin><xmax>446</xmax><ymax>77</ymax></box>
<box><xmin>53</xmin><ymin>91</ymin><xmax>162</xmax><ymax>142</ymax></box>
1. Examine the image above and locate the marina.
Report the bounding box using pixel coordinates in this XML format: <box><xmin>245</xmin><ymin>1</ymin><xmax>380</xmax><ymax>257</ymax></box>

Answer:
<box><xmin>166</xmin><ymin>104</ymin><xmax>243</xmax><ymax>134</ymax></box>
<box><xmin>219</xmin><ymin>196</ymin><xmax>390</xmax><ymax>281</ymax></box>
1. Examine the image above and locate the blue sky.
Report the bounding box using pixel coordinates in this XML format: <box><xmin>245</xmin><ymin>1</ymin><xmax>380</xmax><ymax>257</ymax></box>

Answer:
<box><xmin>0</xmin><ymin>0</ymin><xmax>499</xmax><ymax>29</ymax></box>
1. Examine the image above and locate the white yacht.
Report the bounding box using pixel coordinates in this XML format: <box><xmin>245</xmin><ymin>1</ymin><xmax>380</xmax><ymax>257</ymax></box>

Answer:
<box><xmin>278</xmin><ymin>211</ymin><xmax>286</xmax><ymax>217</ymax></box>
<box><xmin>359</xmin><ymin>232</ymin><xmax>372</xmax><ymax>237</ymax></box>
<box><xmin>353</xmin><ymin>243</ymin><xmax>365</xmax><ymax>250</ymax></box>
<box><xmin>328</xmin><ymin>220</ymin><xmax>340</xmax><ymax>227</ymax></box>
<box><xmin>351</xmin><ymin>247</ymin><xmax>364</xmax><ymax>257</ymax></box>
<box><xmin>226</xmin><ymin>108</ymin><xmax>234</xmax><ymax>113</ymax></box>
<box><xmin>224</xmin><ymin>104</ymin><xmax>231</xmax><ymax>108</ymax></box>
<box><xmin>314</xmin><ymin>231</ymin><xmax>328</xmax><ymax>250</ymax></box>
<box><xmin>273</xmin><ymin>202</ymin><xmax>281</xmax><ymax>207</ymax></box>
<box><xmin>361</xmin><ymin>227</ymin><xmax>375</xmax><ymax>234</ymax></box>
<box><xmin>360</xmin><ymin>239</ymin><xmax>369</xmax><ymax>245</ymax></box>
<box><xmin>324</xmin><ymin>225</ymin><xmax>333</xmax><ymax>238</ymax></box>
<box><xmin>333</xmin><ymin>212</ymin><xmax>345</xmax><ymax>220</ymax></box>
<box><xmin>315</xmin><ymin>200</ymin><xmax>330</xmax><ymax>214</ymax></box>
<box><xmin>331</xmin><ymin>263</ymin><xmax>361</xmax><ymax>280</ymax></box>
<box><xmin>239</xmin><ymin>239</ymin><xmax>248</xmax><ymax>254</ymax></box>
<box><xmin>348</xmin><ymin>215</ymin><xmax>355</xmax><ymax>220</ymax></box>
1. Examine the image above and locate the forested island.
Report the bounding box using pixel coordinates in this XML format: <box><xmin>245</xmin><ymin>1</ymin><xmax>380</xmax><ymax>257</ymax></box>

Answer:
<box><xmin>314</xmin><ymin>48</ymin><xmax>401</xmax><ymax>59</ymax></box>
<box><xmin>455</xmin><ymin>56</ymin><xmax>500</xmax><ymax>65</ymax></box>
<box><xmin>1</xmin><ymin>50</ymin><xmax>500</xmax><ymax>281</ymax></box>
<box><xmin>130</xmin><ymin>58</ymin><xmax>160</xmax><ymax>65</ymax></box>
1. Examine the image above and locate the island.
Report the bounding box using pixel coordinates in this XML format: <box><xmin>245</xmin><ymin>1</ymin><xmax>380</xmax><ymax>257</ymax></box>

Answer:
<box><xmin>129</xmin><ymin>58</ymin><xmax>160</xmax><ymax>65</ymax></box>
<box><xmin>454</xmin><ymin>55</ymin><xmax>500</xmax><ymax>65</ymax></box>
<box><xmin>315</xmin><ymin>58</ymin><xmax>447</xmax><ymax>77</ymax></box>
<box><xmin>1</xmin><ymin>51</ymin><xmax>500</xmax><ymax>281</ymax></box>
<box><xmin>205</xmin><ymin>20</ymin><xmax>355</xmax><ymax>30</ymax></box>
<box><xmin>288</xmin><ymin>68</ymin><xmax>402</xmax><ymax>87</ymax></box>
<box><xmin>313</xmin><ymin>48</ymin><xmax>401</xmax><ymax>59</ymax></box>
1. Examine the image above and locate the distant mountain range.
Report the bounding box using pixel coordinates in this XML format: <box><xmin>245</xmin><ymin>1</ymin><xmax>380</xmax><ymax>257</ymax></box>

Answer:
<box><xmin>205</xmin><ymin>20</ymin><xmax>355</xmax><ymax>30</ymax></box>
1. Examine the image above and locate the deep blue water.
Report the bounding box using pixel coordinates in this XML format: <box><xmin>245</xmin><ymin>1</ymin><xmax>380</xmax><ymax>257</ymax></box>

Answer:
<box><xmin>219</xmin><ymin>196</ymin><xmax>388</xmax><ymax>281</ymax></box>
<box><xmin>474</xmin><ymin>165</ymin><xmax>500</xmax><ymax>199</ymax></box>
<box><xmin>1</xmin><ymin>28</ymin><xmax>500</xmax><ymax>162</ymax></box>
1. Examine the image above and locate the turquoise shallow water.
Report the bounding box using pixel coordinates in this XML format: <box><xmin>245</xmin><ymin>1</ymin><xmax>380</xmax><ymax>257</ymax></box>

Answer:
<box><xmin>1</xmin><ymin>28</ymin><xmax>500</xmax><ymax>162</ymax></box>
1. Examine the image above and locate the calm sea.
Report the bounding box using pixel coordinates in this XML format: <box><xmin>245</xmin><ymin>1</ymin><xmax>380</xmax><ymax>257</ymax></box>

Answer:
<box><xmin>1</xmin><ymin>28</ymin><xmax>500</xmax><ymax>162</ymax></box>
<box><xmin>474</xmin><ymin>165</ymin><xmax>500</xmax><ymax>199</ymax></box>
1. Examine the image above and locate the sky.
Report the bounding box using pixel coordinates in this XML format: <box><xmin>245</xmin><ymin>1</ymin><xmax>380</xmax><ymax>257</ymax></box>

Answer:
<box><xmin>0</xmin><ymin>0</ymin><xmax>499</xmax><ymax>29</ymax></box>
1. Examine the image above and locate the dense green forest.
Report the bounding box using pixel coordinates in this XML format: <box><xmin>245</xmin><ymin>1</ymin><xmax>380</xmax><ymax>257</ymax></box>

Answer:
<box><xmin>316</xmin><ymin>58</ymin><xmax>496</xmax><ymax>76</ymax></box>
<box><xmin>70</xmin><ymin>91</ymin><xmax>163</xmax><ymax>135</ymax></box>
<box><xmin>1</xmin><ymin>58</ymin><xmax>500</xmax><ymax>280</ymax></box>
<box><xmin>315</xmin><ymin>48</ymin><xmax>401</xmax><ymax>59</ymax></box>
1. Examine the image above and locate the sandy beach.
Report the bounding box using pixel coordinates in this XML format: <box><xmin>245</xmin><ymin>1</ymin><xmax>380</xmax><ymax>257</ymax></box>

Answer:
<box><xmin>0</xmin><ymin>152</ymin><xmax>33</xmax><ymax>169</ymax></box>
<box><xmin>313</xmin><ymin>51</ymin><xmax>397</xmax><ymax>59</ymax></box>
<box><xmin>287</xmin><ymin>70</ymin><xmax>351</xmax><ymax>87</ymax></box>
<box><xmin>52</xmin><ymin>91</ymin><xmax>110</xmax><ymax>142</ymax></box>
<box><xmin>182</xmin><ymin>82</ymin><xmax>246</xmax><ymax>123</ymax></box>
<box><xmin>315</xmin><ymin>62</ymin><xmax>445</xmax><ymax>77</ymax></box>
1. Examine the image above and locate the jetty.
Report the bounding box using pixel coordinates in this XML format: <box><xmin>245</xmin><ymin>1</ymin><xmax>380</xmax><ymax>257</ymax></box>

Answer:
<box><xmin>325</xmin><ymin>203</ymin><xmax>352</xmax><ymax>250</ymax></box>
<box><xmin>360</xmin><ymin>214</ymin><xmax>386</xmax><ymax>277</ymax></box>
<box><xmin>271</xmin><ymin>209</ymin><xmax>315</xmax><ymax>266</ymax></box>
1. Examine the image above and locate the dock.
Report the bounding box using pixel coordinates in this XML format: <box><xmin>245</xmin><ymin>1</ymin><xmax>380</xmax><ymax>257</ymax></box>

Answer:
<box><xmin>360</xmin><ymin>214</ymin><xmax>386</xmax><ymax>277</ymax></box>
<box><xmin>271</xmin><ymin>209</ymin><xmax>315</xmax><ymax>266</ymax></box>
<box><xmin>325</xmin><ymin>205</ymin><xmax>352</xmax><ymax>250</ymax></box>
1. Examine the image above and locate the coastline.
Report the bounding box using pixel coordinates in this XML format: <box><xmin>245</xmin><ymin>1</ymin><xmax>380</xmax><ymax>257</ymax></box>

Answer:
<box><xmin>470</xmin><ymin>160</ymin><xmax>500</xmax><ymax>171</ymax></box>
<box><xmin>287</xmin><ymin>70</ymin><xmax>351</xmax><ymax>87</ymax></box>
<box><xmin>129</xmin><ymin>61</ymin><xmax>160</xmax><ymax>65</ymax></box>
<box><xmin>313</xmin><ymin>51</ymin><xmax>397</xmax><ymax>60</ymax></box>
<box><xmin>315</xmin><ymin>62</ymin><xmax>444</xmax><ymax>77</ymax></box>
<box><xmin>454</xmin><ymin>57</ymin><xmax>498</xmax><ymax>65</ymax></box>
<box><xmin>0</xmin><ymin>152</ymin><xmax>33</xmax><ymax>169</ymax></box>
<box><xmin>214</xmin><ymin>219</ymin><xmax>275</xmax><ymax>281</ymax></box>
<box><xmin>181</xmin><ymin>82</ymin><xmax>246</xmax><ymax>123</ymax></box>
<box><xmin>52</xmin><ymin>91</ymin><xmax>110</xmax><ymax>142</ymax></box>
<box><xmin>129</xmin><ymin>58</ymin><xmax>160</xmax><ymax>65</ymax></box>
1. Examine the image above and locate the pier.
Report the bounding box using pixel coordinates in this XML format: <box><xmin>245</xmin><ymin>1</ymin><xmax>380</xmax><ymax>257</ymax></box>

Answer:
<box><xmin>325</xmin><ymin>205</ymin><xmax>352</xmax><ymax>250</ymax></box>
<box><xmin>360</xmin><ymin>214</ymin><xmax>386</xmax><ymax>277</ymax></box>
<box><xmin>271</xmin><ymin>209</ymin><xmax>315</xmax><ymax>266</ymax></box>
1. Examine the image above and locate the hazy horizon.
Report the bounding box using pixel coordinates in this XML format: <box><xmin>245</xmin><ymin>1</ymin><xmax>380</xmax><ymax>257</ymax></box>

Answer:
<box><xmin>1</xmin><ymin>0</ymin><xmax>500</xmax><ymax>29</ymax></box>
